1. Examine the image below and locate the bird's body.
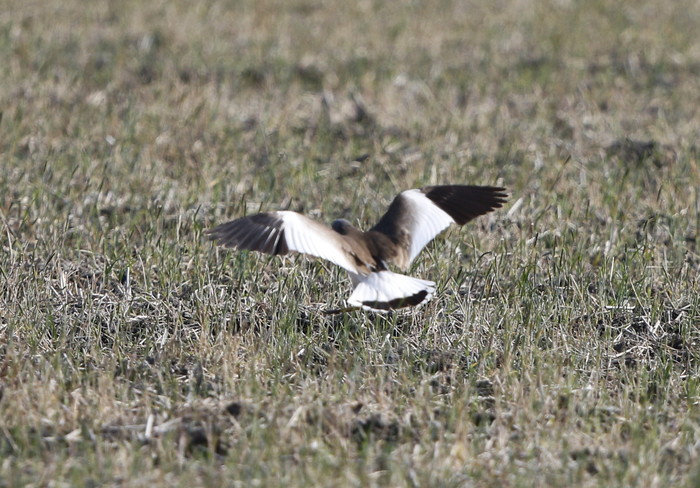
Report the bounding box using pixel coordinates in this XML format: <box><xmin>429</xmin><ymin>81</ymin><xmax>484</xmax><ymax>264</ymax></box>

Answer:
<box><xmin>208</xmin><ymin>185</ymin><xmax>507</xmax><ymax>312</ymax></box>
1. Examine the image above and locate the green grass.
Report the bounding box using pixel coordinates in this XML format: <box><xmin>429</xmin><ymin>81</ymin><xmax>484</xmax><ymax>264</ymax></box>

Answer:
<box><xmin>1</xmin><ymin>0</ymin><xmax>700</xmax><ymax>486</ymax></box>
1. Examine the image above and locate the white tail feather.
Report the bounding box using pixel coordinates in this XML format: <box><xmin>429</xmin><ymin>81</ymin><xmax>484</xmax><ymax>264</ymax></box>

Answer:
<box><xmin>347</xmin><ymin>271</ymin><xmax>435</xmax><ymax>312</ymax></box>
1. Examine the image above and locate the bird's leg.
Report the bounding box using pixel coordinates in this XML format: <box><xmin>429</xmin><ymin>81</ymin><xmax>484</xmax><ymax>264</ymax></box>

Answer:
<box><xmin>322</xmin><ymin>305</ymin><xmax>362</xmax><ymax>315</ymax></box>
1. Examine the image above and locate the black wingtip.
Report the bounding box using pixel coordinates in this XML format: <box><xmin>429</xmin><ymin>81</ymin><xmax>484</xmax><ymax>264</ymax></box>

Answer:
<box><xmin>207</xmin><ymin>213</ymin><xmax>289</xmax><ymax>255</ymax></box>
<box><xmin>422</xmin><ymin>185</ymin><xmax>508</xmax><ymax>225</ymax></box>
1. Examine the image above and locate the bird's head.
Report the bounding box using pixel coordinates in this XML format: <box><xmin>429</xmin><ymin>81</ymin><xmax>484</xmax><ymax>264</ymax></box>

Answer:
<box><xmin>331</xmin><ymin>218</ymin><xmax>353</xmax><ymax>235</ymax></box>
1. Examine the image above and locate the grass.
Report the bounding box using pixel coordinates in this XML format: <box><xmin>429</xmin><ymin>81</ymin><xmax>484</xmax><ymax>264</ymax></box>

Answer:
<box><xmin>1</xmin><ymin>0</ymin><xmax>699</xmax><ymax>486</ymax></box>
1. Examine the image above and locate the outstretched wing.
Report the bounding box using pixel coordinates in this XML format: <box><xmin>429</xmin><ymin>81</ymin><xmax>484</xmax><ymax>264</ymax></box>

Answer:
<box><xmin>207</xmin><ymin>211</ymin><xmax>362</xmax><ymax>274</ymax></box>
<box><xmin>370</xmin><ymin>185</ymin><xmax>507</xmax><ymax>268</ymax></box>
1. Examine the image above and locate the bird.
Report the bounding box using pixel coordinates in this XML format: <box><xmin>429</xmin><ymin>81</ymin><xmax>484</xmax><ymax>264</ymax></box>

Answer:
<box><xmin>207</xmin><ymin>185</ymin><xmax>507</xmax><ymax>312</ymax></box>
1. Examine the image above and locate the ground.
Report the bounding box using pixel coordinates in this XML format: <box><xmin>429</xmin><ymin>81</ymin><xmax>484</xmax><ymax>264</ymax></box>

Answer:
<box><xmin>1</xmin><ymin>0</ymin><xmax>699</xmax><ymax>486</ymax></box>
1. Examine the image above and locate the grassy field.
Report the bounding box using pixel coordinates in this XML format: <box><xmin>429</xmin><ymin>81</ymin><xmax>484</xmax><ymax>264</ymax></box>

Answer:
<box><xmin>1</xmin><ymin>0</ymin><xmax>700</xmax><ymax>486</ymax></box>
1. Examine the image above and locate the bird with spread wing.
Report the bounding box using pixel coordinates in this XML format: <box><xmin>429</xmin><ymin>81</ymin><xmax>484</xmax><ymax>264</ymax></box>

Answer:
<box><xmin>208</xmin><ymin>185</ymin><xmax>507</xmax><ymax>312</ymax></box>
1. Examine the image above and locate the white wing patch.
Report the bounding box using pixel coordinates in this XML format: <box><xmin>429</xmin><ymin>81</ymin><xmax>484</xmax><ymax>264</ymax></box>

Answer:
<box><xmin>277</xmin><ymin>211</ymin><xmax>360</xmax><ymax>274</ymax></box>
<box><xmin>400</xmin><ymin>189</ymin><xmax>455</xmax><ymax>264</ymax></box>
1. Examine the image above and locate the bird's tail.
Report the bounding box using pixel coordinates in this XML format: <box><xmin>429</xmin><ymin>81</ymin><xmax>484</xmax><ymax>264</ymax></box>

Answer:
<box><xmin>347</xmin><ymin>271</ymin><xmax>435</xmax><ymax>312</ymax></box>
